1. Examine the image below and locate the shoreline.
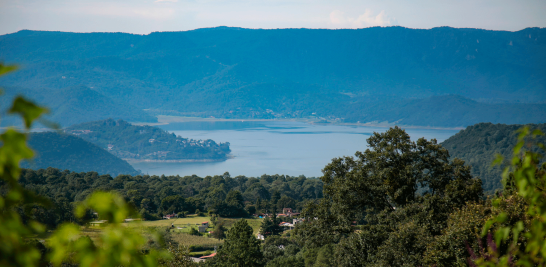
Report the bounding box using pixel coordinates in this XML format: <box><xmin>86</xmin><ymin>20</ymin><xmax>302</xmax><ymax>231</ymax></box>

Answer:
<box><xmin>124</xmin><ymin>158</ymin><xmax>228</xmax><ymax>163</ymax></box>
<box><xmin>130</xmin><ymin>115</ymin><xmax>464</xmax><ymax>131</ymax></box>
<box><xmin>124</xmin><ymin>154</ymin><xmax>235</xmax><ymax>163</ymax></box>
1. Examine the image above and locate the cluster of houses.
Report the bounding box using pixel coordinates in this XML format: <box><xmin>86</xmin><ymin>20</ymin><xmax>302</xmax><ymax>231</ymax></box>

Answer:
<box><xmin>256</xmin><ymin>208</ymin><xmax>303</xmax><ymax>240</ymax></box>
<box><xmin>177</xmin><ymin>138</ymin><xmax>214</xmax><ymax>148</ymax></box>
<box><xmin>279</xmin><ymin>208</ymin><xmax>300</xmax><ymax>218</ymax></box>
<box><xmin>68</xmin><ymin>129</ymin><xmax>92</xmax><ymax>136</ymax></box>
<box><xmin>93</xmin><ymin>208</ymin><xmax>304</xmax><ymax>262</ymax></box>
<box><xmin>255</xmin><ymin>208</ymin><xmax>301</xmax><ymax>219</ymax></box>
<box><xmin>163</xmin><ymin>213</ymin><xmax>178</xmax><ymax>220</ymax></box>
<box><xmin>148</xmin><ymin>137</ymin><xmax>215</xmax><ymax>149</ymax></box>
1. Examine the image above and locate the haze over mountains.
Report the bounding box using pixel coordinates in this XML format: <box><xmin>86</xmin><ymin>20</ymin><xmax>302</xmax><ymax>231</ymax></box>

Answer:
<box><xmin>0</xmin><ymin>26</ymin><xmax>545</xmax><ymax>127</ymax></box>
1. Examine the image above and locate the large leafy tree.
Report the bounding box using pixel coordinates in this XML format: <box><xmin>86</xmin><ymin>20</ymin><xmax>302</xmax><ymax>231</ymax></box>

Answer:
<box><xmin>321</xmin><ymin>126</ymin><xmax>481</xmax><ymax>214</ymax></box>
<box><xmin>294</xmin><ymin>126</ymin><xmax>483</xmax><ymax>264</ymax></box>
<box><xmin>211</xmin><ymin>219</ymin><xmax>263</xmax><ymax>266</ymax></box>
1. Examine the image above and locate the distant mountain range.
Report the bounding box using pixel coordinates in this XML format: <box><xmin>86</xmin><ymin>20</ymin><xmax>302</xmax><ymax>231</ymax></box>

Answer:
<box><xmin>0</xmin><ymin>26</ymin><xmax>544</xmax><ymax>127</ymax></box>
<box><xmin>23</xmin><ymin>131</ymin><xmax>139</xmax><ymax>176</ymax></box>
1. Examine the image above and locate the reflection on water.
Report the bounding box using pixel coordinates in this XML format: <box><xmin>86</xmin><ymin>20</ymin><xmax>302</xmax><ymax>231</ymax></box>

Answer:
<box><xmin>131</xmin><ymin>121</ymin><xmax>459</xmax><ymax>178</ymax></box>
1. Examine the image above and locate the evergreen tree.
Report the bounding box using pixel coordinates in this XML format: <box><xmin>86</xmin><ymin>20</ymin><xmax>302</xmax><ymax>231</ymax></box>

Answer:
<box><xmin>260</xmin><ymin>212</ymin><xmax>283</xmax><ymax>238</ymax></box>
<box><xmin>213</xmin><ymin>219</ymin><xmax>263</xmax><ymax>266</ymax></box>
<box><xmin>211</xmin><ymin>221</ymin><xmax>227</xmax><ymax>240</ymax></box>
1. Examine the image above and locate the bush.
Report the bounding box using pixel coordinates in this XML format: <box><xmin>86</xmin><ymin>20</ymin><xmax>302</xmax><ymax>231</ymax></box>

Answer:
<box><xmin>188</xmin><ymin>245</ymin><xmax>217</xmax><ymax>252</ymax></box>
<box><xmin>188</xmin><ymin>227</ymin><xmax>200</xmax><ymax>236</ymax></box>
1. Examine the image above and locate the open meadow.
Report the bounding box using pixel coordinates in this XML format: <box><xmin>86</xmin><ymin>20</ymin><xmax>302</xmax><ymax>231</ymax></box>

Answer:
<box><xmin>123</xmin><ymin>216</ymin><xmax>213</xmax><ymax>228</ymax></box>
<box><xmin>79</xmin><ymin>216</ymin><xmax>263</xmax><ymax>252</ymax></box>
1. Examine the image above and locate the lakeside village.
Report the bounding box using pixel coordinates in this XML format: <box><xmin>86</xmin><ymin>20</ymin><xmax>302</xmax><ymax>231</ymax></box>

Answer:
<box><xmin>88</xmin><ymin>208</ymin><xmax>306</xmax><ymax>262</ymax></box>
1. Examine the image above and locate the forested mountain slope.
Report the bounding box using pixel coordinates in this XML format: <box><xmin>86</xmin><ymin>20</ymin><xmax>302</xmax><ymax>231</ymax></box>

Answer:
<box><xmin>441</xmin><ymin>122</ymin><xmax>546</xmax><ymax>192</ymax></box>
<box><xmin>65</xmin><ymin>119</ymin><xmax>231</xmax><ymax>160</ymax></box>
<box><xmin>22</xmin><ymin>132</ymin><xmax>139</xmax><ymax>176</ymax></box>
<box><xmin>0</xmin><ymin>27</ymin><xmax>545</xmax><ymax>127</ymax></box>
<box><xmin>0</xmin><ymin>85</ymin><xmax>157</xmax><ymax>127</ymax></box>
<box><xmin>342</xmin><ymin>94</ymin><xmax>546</xmax><ymax>127</ymax></box>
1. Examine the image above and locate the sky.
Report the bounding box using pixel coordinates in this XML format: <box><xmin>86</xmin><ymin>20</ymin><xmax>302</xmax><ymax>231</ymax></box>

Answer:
<box><xmin>0</xmin><ymin>0</ymin><xmax>545</xmax><ymax>35</ymax></box>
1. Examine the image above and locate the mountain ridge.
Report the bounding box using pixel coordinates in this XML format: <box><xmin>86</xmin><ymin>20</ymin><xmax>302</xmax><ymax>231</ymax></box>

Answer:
<box><xmin>1</xmin><ymin>26</ymin><xmax>544</xmax><ymax>127</ymax></box>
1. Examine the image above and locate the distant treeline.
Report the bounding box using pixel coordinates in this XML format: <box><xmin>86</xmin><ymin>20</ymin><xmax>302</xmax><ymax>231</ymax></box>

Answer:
<box><xmin>14</xmin><ymin>168</ymin><xmax>322</xmax><ymax>228</ymax></box>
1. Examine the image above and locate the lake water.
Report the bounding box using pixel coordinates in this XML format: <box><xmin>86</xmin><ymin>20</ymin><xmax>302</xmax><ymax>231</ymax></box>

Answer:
<box><xmin>130</xmin><ymin>121</ymin><xmax>460</xmax><ymax>178</ymax></box>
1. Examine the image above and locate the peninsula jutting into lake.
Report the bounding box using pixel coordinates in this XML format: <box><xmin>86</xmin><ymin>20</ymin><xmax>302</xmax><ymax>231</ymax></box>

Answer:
<box><xmin>65</xmin><ymin>119</ymin><xmax>231</xmax><ymax>161</ymax></box>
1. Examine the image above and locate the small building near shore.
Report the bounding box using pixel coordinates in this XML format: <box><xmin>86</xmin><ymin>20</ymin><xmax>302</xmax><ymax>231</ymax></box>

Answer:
<box><xmin>163</xmin><ymin>213</ymin><xmax>178</xmax><ymax>219</ymax></box>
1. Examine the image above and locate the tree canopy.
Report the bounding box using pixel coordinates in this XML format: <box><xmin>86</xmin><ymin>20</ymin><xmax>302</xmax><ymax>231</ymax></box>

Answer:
<box><xmin>292</xmin><ymin>127</ymin><xmax>483</xmax><ymax>265</ymax></box>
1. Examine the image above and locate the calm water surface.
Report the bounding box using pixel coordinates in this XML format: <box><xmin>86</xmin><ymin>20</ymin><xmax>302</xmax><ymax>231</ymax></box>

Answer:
<box><xmin>130</xmin><ymin>121</ymin><xmax>459</xmax><ymax>177</ymax></box>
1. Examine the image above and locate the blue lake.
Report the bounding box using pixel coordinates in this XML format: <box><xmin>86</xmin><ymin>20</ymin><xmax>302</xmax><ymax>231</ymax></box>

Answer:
<box><xmin>130</xmin><ymin>121</ymin><xmax>460</xmax><ymax>178</ymax></box>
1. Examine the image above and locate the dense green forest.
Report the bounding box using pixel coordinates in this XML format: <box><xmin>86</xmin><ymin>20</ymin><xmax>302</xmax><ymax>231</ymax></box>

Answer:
<box><xmin>442</xmin><ymin>122</ymin><xmax>546</xmax><ymax>193</ymax></box>
<box><xmin>14</xmin><ymin>167</ymin><xmax>322</xmax><ymax>227</ymax></box>
<box><xmin>22</xmin><ymin>131</ymin><xmax>139</xmax><ymax>176</ymax></box>
<box><xmin>1</xmin><ymin>27</ymin><xmax>545</xmax><ymax>127</ymax></box>
<box><xmin>65</xmin><ymin>119</ymin><xmax>231</xmax><ymax>160</ymax></box>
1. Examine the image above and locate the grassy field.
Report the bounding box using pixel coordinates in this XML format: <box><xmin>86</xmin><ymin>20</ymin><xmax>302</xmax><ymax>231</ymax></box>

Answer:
<box><xmin>123</xmin><ymin>216</ymin><xmax>212</xmax><ymax>228</ymax></box>
<box><xmin>81</xmin><ymin>216</ymin><xmax>263</xmax><ymax>251</ymax></box>
<box><xmin>171</xmin><ymin>233</ymin><xmax>223</xmax><ymax>248</ymax></box>
<box><xmin>123</xmin><ymin>216</ymin><xmax>263</xmax><ymax>234</ymax></box>
<box><xmin>220</xmin><ymin>217</ymin><xmax>263</xmax><ymax>235</ymax></box>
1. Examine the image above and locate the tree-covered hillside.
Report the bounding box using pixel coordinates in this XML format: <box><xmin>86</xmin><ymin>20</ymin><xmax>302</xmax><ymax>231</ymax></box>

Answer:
<box><xmin>22</xmin><ymin>132</ymin><xmax>139</xmax><ymax>176</ymax></box>
<box><xmin>65</xmin><ymin>119</ymin><xmax>231</xmax><ymax>160</ymax></box>
<box><xmin>1</xmin><ymin>27</ymin><xmax>544</xmax><ymax>127</ymax></box>
<box><xmin>343</xmin><ymin>95</ymin><xmax>546</xmax><ymax>127</ymax></box>
<box><xmin>441</xmin><ymin>122</ymin><xmax>546</xmax><ymax>192</ymax></box>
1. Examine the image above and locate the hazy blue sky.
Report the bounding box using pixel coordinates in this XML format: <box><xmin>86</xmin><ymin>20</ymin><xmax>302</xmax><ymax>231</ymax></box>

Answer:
<box><xmin>1</xmin><ymin>0</ymin><xmax>544</xmax><ymax>35</ymax></box>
